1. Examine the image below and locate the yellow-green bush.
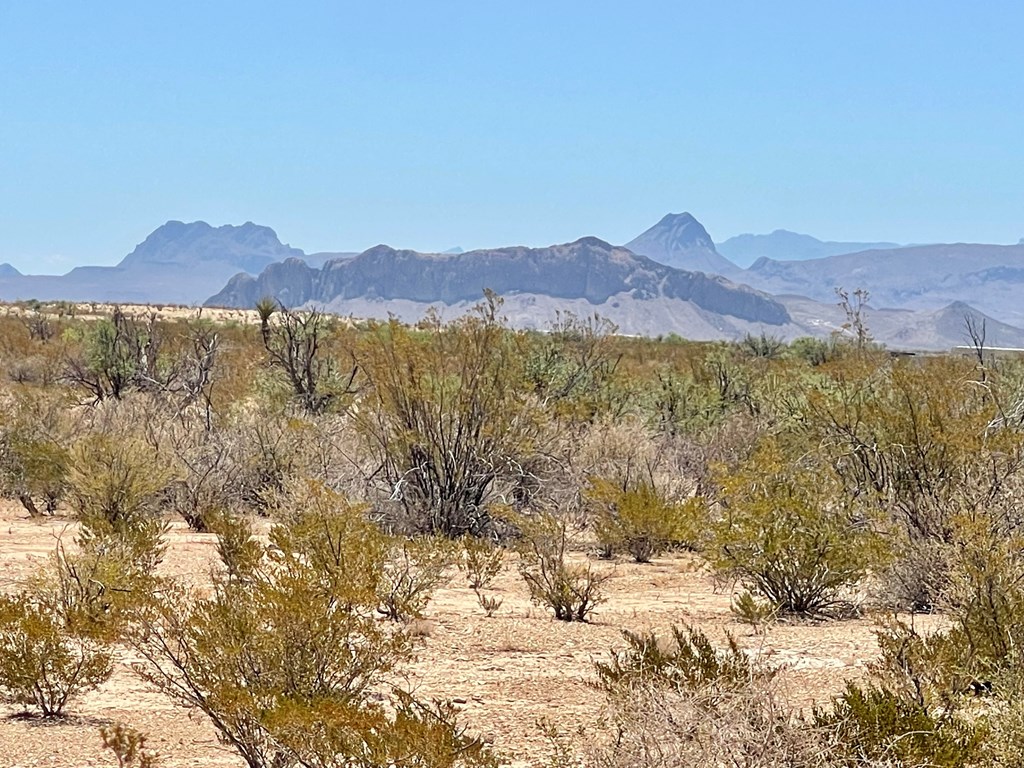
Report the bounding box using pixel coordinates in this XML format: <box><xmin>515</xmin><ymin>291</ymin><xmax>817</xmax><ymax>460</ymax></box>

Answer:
<box><xmin>710</xmin><ymin>438</ymin><xmax>886</xmax><ymax>616</ymax></box>
<box><xmin>588</xmin><ymin>477</ymin><xmax>700</xmax><ymax>562</ymax></box>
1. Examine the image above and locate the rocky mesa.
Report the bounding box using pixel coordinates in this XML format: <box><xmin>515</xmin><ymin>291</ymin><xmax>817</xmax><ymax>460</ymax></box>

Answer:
<box><xmin>205</xmin><ymin>236</ymin><xmax>792</xmax><ymax>328</ymax></box>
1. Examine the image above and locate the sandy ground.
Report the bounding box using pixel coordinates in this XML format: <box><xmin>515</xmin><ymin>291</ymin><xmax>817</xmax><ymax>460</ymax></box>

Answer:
<box><xmin>1</xmin><ymin>302</ymin><xmax>260</xmax><ymax>327</ymax></box>
<box><xmin>0</xmin><ymin>504</ymin><xmax>909</xmax><ymax>767</ymax></box>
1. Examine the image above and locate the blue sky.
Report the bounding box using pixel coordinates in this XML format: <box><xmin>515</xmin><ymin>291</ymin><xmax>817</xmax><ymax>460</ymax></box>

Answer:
<box><xmin>1</xmin><ymin>2</ymin><xmax>1022</xmax><ymax>272</ymax></box>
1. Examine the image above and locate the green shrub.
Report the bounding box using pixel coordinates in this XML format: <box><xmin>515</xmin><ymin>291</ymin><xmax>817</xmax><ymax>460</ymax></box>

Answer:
<box><xmin>209</xmin><ymin>512</ymin><xmax>264</xmax><ymax>585</ymax></box>
<box><xmin>0</xmin><ymin>389</ymin><xmax>73</xmax><ymax>516</ymax></box>
<box><xmin>130</xmin><ymin>482</ymin><xmax>495</xmax><ymax>768</ymax></box>
<box><xmin>711</xmin><ymin>438</ymin><xmax>885</xmax><ymax>616</ymax></box>
<box><xmin>594</xmin><ymin>624</ymin><xmax>767</xmax><ymax>694</ymax></box>
<box><xmin>267</xmin><ymin>480</ymin><xmax>387</xmax><ymax>605</ymax></box>
<box><xmin>99</xmin><ymin>723</ymin><xmax>159</xmax><ymax>768</ymax></box>
<box><xmin>815</xmin><ymin>682</ymin><xmax>985</xmax><ymax>767</ymax></box>
<box><xmin>68</xmin><ymin>434</ymin><xmax>174</xmax><ymax>570</ymax></box>
<box><xmin>461</xmin><ymin>536</ymin><xmax>506</xmax><ymax>617</ymax></box>
<box><xmin>461</xmin><ymin>535</ymin><xmax>505</xmax><ymax>590</ymax></box>
<box><xmin>518</xmin><ymin>514</ymin><xmax>610</xmax><ymax>622</ymax></box>
<box><xmin>588</xmin><ymin>477</ymin><xmax>698</xmax><ymax>562</ymax></box>
<box><xmin>730</xmin><ymin>589</ymin><xmax>778</xmax><ymax>634</ymax></box>
<box><xmin>0</xmin><ymin>592</ymin><xmax>112</xmax><ymax>717</ymax></box>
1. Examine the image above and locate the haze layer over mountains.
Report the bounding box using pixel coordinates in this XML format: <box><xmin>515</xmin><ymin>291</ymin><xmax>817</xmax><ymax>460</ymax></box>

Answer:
<box><xmin>3</xmin><ymin>212</ymin><xmax>1024</xmax><ymax>351</ymax></box>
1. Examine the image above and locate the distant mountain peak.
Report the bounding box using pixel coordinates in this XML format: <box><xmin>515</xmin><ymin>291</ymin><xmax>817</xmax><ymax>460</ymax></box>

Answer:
<box><xmin>624</xmin><ymin>212</ymin><xmax>739</xmax><ymax>276</ymax></box>
<box><xmin>649</xmin><ymin>212</ymin><xmax>715</xmax><ymax>248</ymax></box>
<box><xmin>117</xmin><ymin>220</ymin><xmax>303</xmax><ymax>274</ymax></box>
<box><xmin>570</xmin><ymin>235</ymin><xmax>615</xmax><ymax>249</ymax></box>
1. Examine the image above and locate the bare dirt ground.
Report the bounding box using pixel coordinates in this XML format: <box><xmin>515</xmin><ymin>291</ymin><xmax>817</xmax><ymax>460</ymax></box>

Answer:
<box><xmin>0</xmin><ymin>504</ymin><xmax>911</xmax><ymax>767</ymax></box>
<box><xmin>1</xmin><ymin>302</ymin><xmax>260</xmax><ymax>327</ymax></box>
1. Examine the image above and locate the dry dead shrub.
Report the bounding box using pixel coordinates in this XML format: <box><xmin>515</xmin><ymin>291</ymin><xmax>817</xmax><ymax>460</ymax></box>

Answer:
<box><xmin>377</xmin><ymin>536</ymin><xmax>455</xmax><ymax>621</ymax></box>
<box><xmin>589</xmin><ymin>680</ymin><xmax>826</xmax><ymax>768</ymax></box>
<box><xmin>876</xmin><ymin>534</ymin><xmax>952</xmax><ymax>612</ymax></box>
<box><xmin>667</xmin><ymin>411</ymin><xmax>765</xmax><ymax>495</ymax></box>
<box><xmin>214</xmin><ymin>403</ymin><xmax>369</xmax><ymax>517</ymax></box>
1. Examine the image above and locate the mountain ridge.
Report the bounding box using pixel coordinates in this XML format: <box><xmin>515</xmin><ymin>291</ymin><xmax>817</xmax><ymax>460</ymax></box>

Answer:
<box><xmin>740</xmin><ymin>241</ymin><xmax>1024</xmax><ymax>326</ymax></box>
<box><xmin>718</xmin><ymin>229</ymin><xmax>901</xmax><ymax>266</ymax></box>
<box><xmin>207</xmin><ymin>237</ymin><xmax>791</xmax><ymax>326</ymax></box>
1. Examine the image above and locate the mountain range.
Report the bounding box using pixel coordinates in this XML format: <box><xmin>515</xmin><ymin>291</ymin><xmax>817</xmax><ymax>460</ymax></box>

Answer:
<box><xmin>716</xmin><ymin>230</ymin><xmax>902</xmax><ymax>267</ymax></box>
<box><xmin>740</xmin><ymin>243</ymin><xmax>1024</xmax><ymax>327</ymax></box>
<box><xmin>0</xmin><ymin>222</ymin><xmax>302</xmax><ymax>305</ymax></box>
<box><xmin>3</xmin><ymin>214</ymin><xmax>1024</xmax><ymax>350</ymax></box>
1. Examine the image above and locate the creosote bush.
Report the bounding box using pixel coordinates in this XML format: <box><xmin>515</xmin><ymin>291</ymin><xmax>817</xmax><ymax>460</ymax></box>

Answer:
<box><xmin>209</xmin><ymin>511</ymin><xmax>263</xmax><ymax>584</ymax></box>
<box><xmin>68</xmin><ymin>433</ymin><xmax>175</xmax><ymax>566</ymax></box>
<box><xmin>100</xmin><ymin>722</ymin><xmax>160</xmax><ymax>768</ymax></box>
<box><xmin>461</xmin><ymin>536</ymin><xmax>506</xmax><ymax>617</ymax></box>
<box><xmin>518</xmin><ymin>514</ymin><xmax>610</xmax><ymax>622</ymax></box>
<box><xmin>130</xmin><ymin>479</ymin><xmax>495</xmax><ymax>768</ymax></box>
<box><xmin>588</xmin><ymin>626</ymin><xmax>818</xmax><ymax>768</ymax></box>
<box><xmin>377</xmin><ymin>535</ymin><xmax>455</xmax><ymax>621</ymax></box>
<box><xmin>594</xmin><ymin>624</ymin><xmax>768</xmax><ymax>693</ymax></box>
<box><xmin>0</xmin><ymin>592</ymin><xmax>113</xmax><ymax>717</ymax></box>
<box><xmin>731</xmin><ymin>589</ymin><xmax>779</xmax><ymax>634</ymax></box>
<box><xmin>588</xmin><ymin>476</ymin><xmax>698</xmax><ymax>562</ymax></box>
<box><xmin>814</xmin><ymin>682</ymin><xmax>985</xmax><ymax>767</ymax></box>
<box><xmin>0</xmin><ymin>388</ymin><xmax>73</xmax><ymax>516</ymax></box>
<box><xmin>711</xmin><ymin>438</ymin><xmax>885</xmax><ymax>617</ymax></box>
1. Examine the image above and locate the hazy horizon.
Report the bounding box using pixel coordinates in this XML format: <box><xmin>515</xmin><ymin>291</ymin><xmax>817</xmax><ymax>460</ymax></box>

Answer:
<box><xmin>3</xmin><ymin>2</ymin><xmax>1022</xmax><ymax>272</ymax></box>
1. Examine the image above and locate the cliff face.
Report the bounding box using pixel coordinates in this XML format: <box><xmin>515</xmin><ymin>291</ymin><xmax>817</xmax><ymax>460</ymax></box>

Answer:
<box><xmin>206</xmin><ymin>237</ymin><xmax>791</xmax><ymax>326</ymax></box>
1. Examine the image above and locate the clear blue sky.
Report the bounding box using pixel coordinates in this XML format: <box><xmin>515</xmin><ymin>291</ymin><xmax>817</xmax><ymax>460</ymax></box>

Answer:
<box><xmin>2</xmin><ymin>1</ymin><xmax>1022</xmax><ymax>272</ymax></box>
